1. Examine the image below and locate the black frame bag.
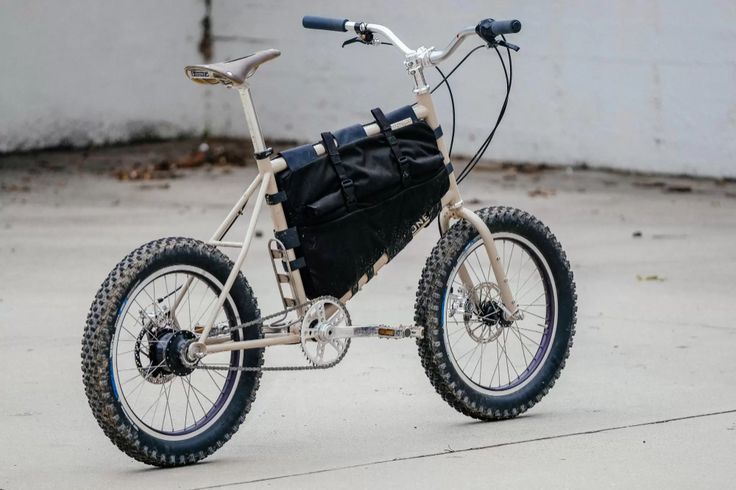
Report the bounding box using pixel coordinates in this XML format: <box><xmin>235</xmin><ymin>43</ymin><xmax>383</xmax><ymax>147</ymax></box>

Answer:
<box><xmin>274</xmin><ymin>105</ymin><xmax>450</xmax><ymax>299</ymax></box>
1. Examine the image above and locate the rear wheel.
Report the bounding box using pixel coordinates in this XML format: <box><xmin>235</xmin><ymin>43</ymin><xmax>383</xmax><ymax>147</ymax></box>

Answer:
<box><xmin>81</xmin><ymin>237</ymin><xmax>263</xmax><ymax>466</ymax></box>
<box><xmin>416</xmin><ymin>207</ymin><xmax>576</xmax><ymax>420</ymax></box>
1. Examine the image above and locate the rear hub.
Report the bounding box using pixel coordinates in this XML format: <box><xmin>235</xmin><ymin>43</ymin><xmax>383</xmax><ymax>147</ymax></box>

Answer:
<box><xmin>135</xmin><ymin>327</ymin><xmax>197</xmax><ymax>381</ymax></box>
<box><xmin>161</xmin><ymin>330</ymin><xmax>198</xmax><ymax>376</ymax></box>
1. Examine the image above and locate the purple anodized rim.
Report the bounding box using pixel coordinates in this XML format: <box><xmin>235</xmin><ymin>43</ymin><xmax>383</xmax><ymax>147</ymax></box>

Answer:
<box><xmin>113</xmin><ymin>268</ymin><xmax>244</xmax><ymax>438</ymax></box>
<box><xmin>149</xmin><ymin>278</ymin><xmax>242</xmax><ymax>437</ymax></box>
<box><xmin>492</xmin><ymin>256</ymin><xmax>553</xmax><ymax>391</ymax></box>
<box><xmin>444</xmin><ymin>235</ymin><xmax>555</xmax><ymax>392</ymax></box>
<box><xmin>164</xmin><ymin>350</ymin><xmax>240</xmax><ymax>436</ymax></box>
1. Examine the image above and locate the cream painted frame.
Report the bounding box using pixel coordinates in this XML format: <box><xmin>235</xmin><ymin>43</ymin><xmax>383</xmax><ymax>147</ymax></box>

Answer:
<box><xmin>183</xmin><ymin>26</ymin><xmax>521</xmax><ymax>360</ymax></box>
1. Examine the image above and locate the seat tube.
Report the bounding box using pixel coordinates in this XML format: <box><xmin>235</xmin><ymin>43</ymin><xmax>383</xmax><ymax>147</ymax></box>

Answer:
<box><xmin>237</xmin><ymin>84</ymin><xmax>309</xmax><ymax>306</ymax></box>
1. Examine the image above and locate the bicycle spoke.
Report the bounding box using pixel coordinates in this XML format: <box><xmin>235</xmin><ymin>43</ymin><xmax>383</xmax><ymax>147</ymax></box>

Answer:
<box><xmin>472</xmin><ymin>249</ymin><xmax>490</xmax><ymax>283</ymax></box>
<box><xmin>147</xmin><ymin>384</ymin><xmax>166</xmax><ymax>424</ymax></box>
<box><xmin>180</xmin><ymin>377</ymin><xmax>192</xmax><ymax>429</ymax></box>
<box><xmin>505</xmin><ymin>242</ymin><xmax>515</xmax><ymax>278</ymax></box>
<box><xmin>185</xmin><ymin>375</ymin><xmax>209</xmax><ymax>419</ymax></box>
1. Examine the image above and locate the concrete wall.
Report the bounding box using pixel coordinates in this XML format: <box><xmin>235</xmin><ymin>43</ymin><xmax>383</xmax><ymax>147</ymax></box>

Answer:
<box><xmin>0</xmin><ymin>2</ymin><xmax>208</xmax><ymax>150</ymax></box>
<box><xmin>2</xmin><ymin>1</ymin><xmax>735</xmax><ymax>177</ymax></box>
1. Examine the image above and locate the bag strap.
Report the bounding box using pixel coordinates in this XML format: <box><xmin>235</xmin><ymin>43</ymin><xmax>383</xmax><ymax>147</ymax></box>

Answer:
<box><xmin>371</xmin><ymin>107</ymin><xmax>410</xmax><ymax>186</ymax></box>
<box><xmin>320</xmin><ymin>132</ymin><xmax>357</xmax><ymax>211</ymax></box>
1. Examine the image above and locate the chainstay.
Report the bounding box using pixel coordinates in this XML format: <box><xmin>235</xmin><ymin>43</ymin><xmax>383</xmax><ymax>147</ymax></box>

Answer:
<box><xmin>194</xmin><ymin>295</ymin><xmax>345</xmax><ymax>372</ymax></box>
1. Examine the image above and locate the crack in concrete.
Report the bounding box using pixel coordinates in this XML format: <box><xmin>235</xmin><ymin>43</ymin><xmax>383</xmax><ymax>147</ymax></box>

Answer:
<box><xmin>193</xmin><ymin>408</ymin><xmax>736</xmax><ymax>489</ymax></box>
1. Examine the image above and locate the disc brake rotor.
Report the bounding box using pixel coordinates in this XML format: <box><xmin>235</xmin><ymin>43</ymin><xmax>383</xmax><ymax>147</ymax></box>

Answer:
<box><xmin>463</xmin><ymin>282</ymin><xmax>504</xmax><ymax>343</ymax></box>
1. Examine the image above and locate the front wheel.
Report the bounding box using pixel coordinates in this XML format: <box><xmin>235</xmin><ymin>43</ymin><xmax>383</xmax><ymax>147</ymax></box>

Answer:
<box><xmin>81</xmin><ymin>237</ymin><xmax>263</xmax><ymax>466</ymax></box>
<box><xmin>415</xmin><ymin>207</ymin><xmax>576</xmax><ymax>420</ymax></box>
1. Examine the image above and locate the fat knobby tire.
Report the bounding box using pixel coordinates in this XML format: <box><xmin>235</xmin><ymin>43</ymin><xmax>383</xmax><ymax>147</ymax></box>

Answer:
<box><xmin>415</xmin><ymin>207</ymin><xmax>577</xmax><ymax>420</ymax></box>
<box><xmin>81</xmin><ymin>237</ymin><xmax>264</xmax><ymax>466</ymax></box>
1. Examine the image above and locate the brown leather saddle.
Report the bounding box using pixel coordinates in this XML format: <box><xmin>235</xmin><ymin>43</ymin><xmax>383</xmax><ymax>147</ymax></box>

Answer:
<box><xmin>185</xmin><ymin>49</ymin><xmax>280</xmax><ymax>86</ymax></box>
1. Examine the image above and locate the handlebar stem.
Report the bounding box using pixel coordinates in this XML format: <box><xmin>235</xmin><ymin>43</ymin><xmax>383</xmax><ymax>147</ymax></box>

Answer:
<box><xmin>405</xmin><ymin>52</ymin><xmax>431</xmax><ymax>94</ymax></box>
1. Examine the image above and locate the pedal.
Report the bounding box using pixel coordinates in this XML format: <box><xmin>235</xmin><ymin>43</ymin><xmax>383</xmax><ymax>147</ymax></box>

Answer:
<box><xmin>375</xmin><ymin>325</ymin><xmax>424</xmax><ymax>339</ymax></box>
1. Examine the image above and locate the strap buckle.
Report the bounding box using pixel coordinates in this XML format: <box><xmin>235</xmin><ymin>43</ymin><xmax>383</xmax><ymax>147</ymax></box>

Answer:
<box><xmin>321</xmin><ymin>131</ymin><xmax>358</xmax><ymax>212</ymax></box>
<box><xmin>371</xmin><ymin>107</ymin><xmax>411</xmax><ymax>188</ymax></box>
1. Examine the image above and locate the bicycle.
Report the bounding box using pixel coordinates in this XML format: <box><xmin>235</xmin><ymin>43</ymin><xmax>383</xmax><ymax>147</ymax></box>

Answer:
<box><xmin>81</xmin><ymin>14</ymin><xmax>576</xmax><ymax>467</ymax></box>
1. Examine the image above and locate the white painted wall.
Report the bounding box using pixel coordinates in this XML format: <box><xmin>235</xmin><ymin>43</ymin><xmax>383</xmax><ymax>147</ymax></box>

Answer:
<box><xmin>0</xmin><ymin>1</ymin><xmax>206</xmax><ymax>150</ymax></box>
<box><xmin>2</xmin><ymin>1</ymin><xmax>735</xmax><ymax>177</ymax></box>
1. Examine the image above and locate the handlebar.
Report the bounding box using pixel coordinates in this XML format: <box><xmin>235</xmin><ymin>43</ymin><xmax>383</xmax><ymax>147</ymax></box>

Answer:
<box><xmin>302</xmin><ymin>16</ymin><xmax>348</xmax><ymax>32</ymax></box>
<box><xmin>301</xmin><ymin>15</ymin><xmax>521</xmax><ymax>65</ymax></box>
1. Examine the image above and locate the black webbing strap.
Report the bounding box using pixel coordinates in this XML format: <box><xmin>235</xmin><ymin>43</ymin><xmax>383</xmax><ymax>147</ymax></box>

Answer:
<box><xmin>320</xmin><ymin>132</ymin><xmax>357</xmax><ymax>211</ymax></box>
<box><xmin>371</xmin><ymin>108</ymin><xmax>410</xmax><ymax>186</ymax></box>
<box><xmin>274</xmin><ymin>227</ymin><xmax>300</xmax><ymax>249</ymax></box>
<box><xmin>288</xmin><ymin>257</ymin><xmax>306</xmax><ymax>270</ymax></box>
<box><xmin>265</xmin><ymin>190</ymin><xmax>287</xmax><ymax>205</ymax></box>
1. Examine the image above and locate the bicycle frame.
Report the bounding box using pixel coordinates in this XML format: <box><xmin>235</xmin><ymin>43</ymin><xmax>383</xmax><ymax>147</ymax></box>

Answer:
<box><xmin>184</xmin><ymin>23</ymin><xmax>521</xmax><ymax>359</ymax></box>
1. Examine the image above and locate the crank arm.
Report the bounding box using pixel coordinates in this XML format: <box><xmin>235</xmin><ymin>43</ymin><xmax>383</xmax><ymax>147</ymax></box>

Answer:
<box><xmin>322</xmin><ymin>324</ymin><xmax>424</xmax><ymax>340</ymax></box>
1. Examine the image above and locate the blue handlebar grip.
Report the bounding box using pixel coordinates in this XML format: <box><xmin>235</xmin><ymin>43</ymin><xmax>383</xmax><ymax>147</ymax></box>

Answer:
<box><xmin>490</xmin><ymin>19</ymin><xmax>522</xmax><ymax>35</ymax></box>
<box><xmin>302</xmin><ymin>16</ymin><xmax>348</xmax><ymax>32</ymax></box>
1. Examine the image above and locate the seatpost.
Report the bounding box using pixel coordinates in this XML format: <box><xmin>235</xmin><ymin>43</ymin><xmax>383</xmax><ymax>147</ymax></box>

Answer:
<box><xmin>237</xmin><ymin>86</ymin><xmax>268</xmax><ymax>156</ymax></box>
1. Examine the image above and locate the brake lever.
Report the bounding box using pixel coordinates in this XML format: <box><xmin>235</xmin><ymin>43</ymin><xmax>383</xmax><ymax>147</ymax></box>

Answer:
<box><xmin>342</xmin><ymin>37</ymin><xmax>365</xmax><ymax>48</ymax></box>
<box><xmin>341</xmin><ymin>36</ymin><xmax>394</xmax><ymax>48</ymax></box>
<box><xmin>495</xmin><ymin>39</ymin><xmax>520</xmax><ymax>52</ymax></box>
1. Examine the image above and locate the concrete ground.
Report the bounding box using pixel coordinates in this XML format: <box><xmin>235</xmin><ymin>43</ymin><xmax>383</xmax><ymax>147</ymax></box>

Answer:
<box><xmin>1</xmin><ymin>145</ymin><xmax>735</xmax><ymax>489</ymax></box>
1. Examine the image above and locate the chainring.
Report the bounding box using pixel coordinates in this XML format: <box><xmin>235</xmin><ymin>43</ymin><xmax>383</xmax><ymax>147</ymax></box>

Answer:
<box><xmin>300</xmin><ymin>296</ymin><xmax>351</xmax><ymax>367</ymax></box>
<box><xmin>193</xmin><ymin>296</ymin><xmax>351</xmax><ymax>372</ymax></box>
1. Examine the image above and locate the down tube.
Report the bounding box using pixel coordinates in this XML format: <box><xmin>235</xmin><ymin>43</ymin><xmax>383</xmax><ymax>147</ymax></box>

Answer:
<box><xmin>415</xmin><ymin>91</ymin><xmax>518</xmax><ymax>317</ymax></box>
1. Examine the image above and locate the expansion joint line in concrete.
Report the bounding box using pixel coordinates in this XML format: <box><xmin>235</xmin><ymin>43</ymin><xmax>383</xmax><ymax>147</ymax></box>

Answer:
<box><xmin>193</xmin><ymin>408</ymin><xmax>736</xmax><ymax>489</ymax></box>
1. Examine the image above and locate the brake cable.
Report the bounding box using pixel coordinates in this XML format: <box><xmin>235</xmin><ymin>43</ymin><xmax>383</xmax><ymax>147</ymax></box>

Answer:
<box><xmin>456</xmin><ymin>37</ymin><xmax>514</xmax><ymax>184</ymax></box>
<box><xmin>430</xmin><ymin>37</ymin><xmax>514</xmax><ymax>233</ymax></box>
<box><xmin>432</xmin><ymin>44</ymin><xmax>486</xmax><ymax>159</ymax></box>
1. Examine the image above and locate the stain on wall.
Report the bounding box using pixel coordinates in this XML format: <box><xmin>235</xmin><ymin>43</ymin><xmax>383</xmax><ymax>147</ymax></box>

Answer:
<box><xmin>1</xmin><ymin>1</ymin><xmax>734</xmax><ymax>177</ymax></box>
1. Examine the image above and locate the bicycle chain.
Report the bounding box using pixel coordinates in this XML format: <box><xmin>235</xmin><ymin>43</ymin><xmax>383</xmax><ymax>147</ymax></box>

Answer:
<box><xmin>193</xmin><ymin>296</ymin><xmax>346</xmax><ymax>372</ymax></box>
